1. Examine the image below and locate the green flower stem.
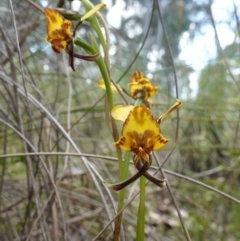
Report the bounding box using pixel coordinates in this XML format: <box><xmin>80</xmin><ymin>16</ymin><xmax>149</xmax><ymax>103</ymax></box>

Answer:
<box><xmin>74</xmin><ymin>37</ymin><xmax>94</xmax><ymax>54</ymax></box>
<box><xmin>91</xmin><ymin>19</ymin><xmax>106</xmax><ymax>51</ymax></box>
<box><xmin>90</xmin><ymin>37</ymin><xmax>122</xmax><ymax>179</ymax></box>
<box><xmin>75</xmin><ymin>35</ymin><xmax>120</xmax><ymax>164</ymax></box>
<box><xmin>96</xmin><ymin>57</ymin><xmax>114</xmax><ymax>110</ymax></box>
<box><xmin>117</xmin><ymin>148</ymin><xmax>123</xmax><ymax>170</ymax></box>
<box><xmin>135</xmin><ymin>97</ymin><xmax>145</xmax><ymax>241</ymax></box>
<box><xmin>88</xmin><ymin>33</ymin><xmax>114</xmax><ymax>111</ymax></box>
<box><xmin>136</xmin><ymin>174</ymin><xmax>146</xmax><ymax>241</ymax></box>
<box><xmin>81</xmin><ymin>0</ymin><xmax>106</xmax><ymax>50</ymax></box>
<box><xmin>75</xmin><ymin>5</ymin><xmax>126</xmax><ymax>238</ymax></box>
<box><xmin>75</xmin><ymin>35</ymin><xmax>114</xmax><ymax>112</ymax></box>
<box><xmin>113</xmin><ymin>151</ymin><xmax>131</xmax><ymax>241</ymax></box>
<box><xmin>120</xmin><ymin>151</ymin><xmax>131</xmax><ymax>181</ymax></box>
<box><xmin>95</xmin><ymin>11</ymin><xmax>110</xmax><ymax>68</ymax></box>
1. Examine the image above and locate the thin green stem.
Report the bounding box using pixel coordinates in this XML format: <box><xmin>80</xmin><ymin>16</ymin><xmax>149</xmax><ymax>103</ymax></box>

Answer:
<box><xmin>86</xmin><ymin>28</ymin><xmax>124</xmax><ymax>241</ymax></box>
<box><xmin>81</xmin><ymin>0</ymin><xmax>106</xmax><ymax>50</ymax></box>
<box><xmin>136</xmin><ymin>174</ymin><xmax>146</xmax><ymax>241</ymax></box>
<box><xmin>75</xmin><ymin>35</ymin><xmax>114</xmax><ymax>125</ymax></box>
<box><xmin>95</xmin><ymin>56</ymin><xmax>114</xmax><ymax>110</ymax></box>
<box><xmin>75</xmin><ymin>4</ymin><xmax>126</xmax><ymax>238</ymax></box>
<box><xmin>120</xmin><ymin>152</ymin><xmax>131</xmax><ymax>181</ymax></box>
<box><xmin>84</xmin><ymin>33</ymin><xmax>113</xmax><ymax>112</ymax></box>
<box><xmin>113</xmin><ymin>151</ymin><xmax>131</xmax><ymax>241</ymax></box>
<box><xmin>95</xmin><ymin>10</ymin><xmax>111</xmax><ymax>73</ymax></box>
<box><xmin>74</xmin><ymin>37</ymin><xmax>94</xmax><ymax>53</ymax></box>
<box><xmin>75</xmin><ymin>1</ymin><xmax>114</xmax><ymax>117</ymax></box>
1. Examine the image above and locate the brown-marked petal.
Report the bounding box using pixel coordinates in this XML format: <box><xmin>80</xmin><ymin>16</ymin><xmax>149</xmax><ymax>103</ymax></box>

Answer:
<box><xmin>129</xmin><ymin>71</ymin><xmax>158</xmax><ymax>100</ymax></box>
<box><xmin>44</xmin><ymin>8</ymin><xmax>73</xmax><ymax>53</ymax></box>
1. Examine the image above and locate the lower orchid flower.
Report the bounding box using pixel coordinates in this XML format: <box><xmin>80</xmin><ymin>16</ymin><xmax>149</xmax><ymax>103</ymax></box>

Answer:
<box><xmin>108</xmin><ymin>100</ymin><xmax>181</xmax><ymax>190</ymax></box>
<box><xmin>115</xmin><ymin>105</ymin><xmax>169</xmax><ymax>167</ymax></box>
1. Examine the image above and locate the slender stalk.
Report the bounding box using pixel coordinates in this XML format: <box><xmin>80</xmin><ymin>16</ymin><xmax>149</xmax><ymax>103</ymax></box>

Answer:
<box><xmin>82</xmin><ymin>33</ymin><xmax>113</xmax><ymax>112</ymax></box>
<box><xmin>90</xmin><ymin>33</ymin><xmax>124</xmax><ymax>240</ymax></box>
<box><xmin>88</xmin><ymin>35</ymin><xmax>123</xmax><ymax>175</ymax></box>
<box><xmin>136</xmin><ymin>174</ymin><xmax>146</xmax><ymax>241</ymax></box>
<box><xmin>94</xmin><ymin>49</ymin><xmax>122</xmax><ymax>170</ymax></box>
<box><xmin>75</xmin><ymin>35</ymin><xmax>117</xmax><ymax>136</ymax></box>
<box><xmin>113</xmin><ymin>151</ymin><xmax>131</xmax><ymax>241</ymax></box>
<box><xmin>81</xmin><ymin>0</ymin><xmax>106</xmax><ymax>50</ymax></box>
<box><xmin>74</xmin><ymin>37</ymin><xmax>94</xmax><ymax>53</ymax></box>
<box><xmin>95</xmin><ymin>56</ymin><xmax>114</xmax><ymax>110</ymax></box>
<box><xmin>75</xmin><ymin>6</ymin><xmax>126</xmax><ymax>238</ymax></box>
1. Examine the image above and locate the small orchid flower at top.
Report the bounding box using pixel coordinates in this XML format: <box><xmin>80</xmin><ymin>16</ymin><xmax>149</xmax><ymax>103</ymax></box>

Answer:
<box><xmin>129</xmin><ymin>71</ymin><xmax>158</xmax><ymax>102</ymax></box>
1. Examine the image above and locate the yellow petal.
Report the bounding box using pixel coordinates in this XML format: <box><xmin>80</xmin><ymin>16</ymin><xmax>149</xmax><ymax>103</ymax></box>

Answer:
<box><xmin>111</xmin><ymin>105</ymin><xmax>134</xmax><ymax>122</ymax></box>
<box><xmin>158</xmin><ymin>99</ymin><xmax>182</xmax><ymax>123</ymax></box>
<box><xmin>44</xmin><ymin>8</ymin><xmax>72</xmax><ymax>52</ymax></box>
<box><xmin>130</xmin><ymin>71</ymin><xmax>145</xmax><ymax>83</ymax></box>
<box><xmin>148</xmin><ymin>134</ymin><xmax>169</xmax><ymax>150</ymax></box>
<box><xmin>81</xmin><ymin>3</ymin><xmax>106</xmax><ymax>21</ymax></box>
<box><xmin>97</xmin><ymin>78</ymin><xmax>120</xmax><ymax>93</ymax></box>
<box><xmin>122</xmin><ymin>105</ymin><xmax>160</xmax><ymax>136</ymax></box>
<box><xmin>114</xmin><ymin>136</ymin><xmax>132</xmax><ymax>151</ymax></box>
<box><xmin>49</xmin><ymin>39</ymin><xmax>68</xmax><ymax>53</ymax></box>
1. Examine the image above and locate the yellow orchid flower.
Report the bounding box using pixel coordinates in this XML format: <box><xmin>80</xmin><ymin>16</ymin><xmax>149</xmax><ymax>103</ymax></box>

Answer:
<box><xmin>44</xmin><ymin>4</ymin><xmax>106</xmax><ymax>53</ymax></box>
<box><xmin>115</xmin><ymin>105</ymin><xmax>168</xmax><ymax>167</ymax></box>
<box><xmin>44</xmin><ymin>8</ymin><xmax>73</xmax><ymax>53</ymax></box>
<box><xmin>97</xmin><ymin>78</ymin><xmax>121</xmax><ymax>93</ymax></box>
<box><xmin>129</xmin><ymin>71</ymin><xmax>158</xmax><ymax>100</ymax></box>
